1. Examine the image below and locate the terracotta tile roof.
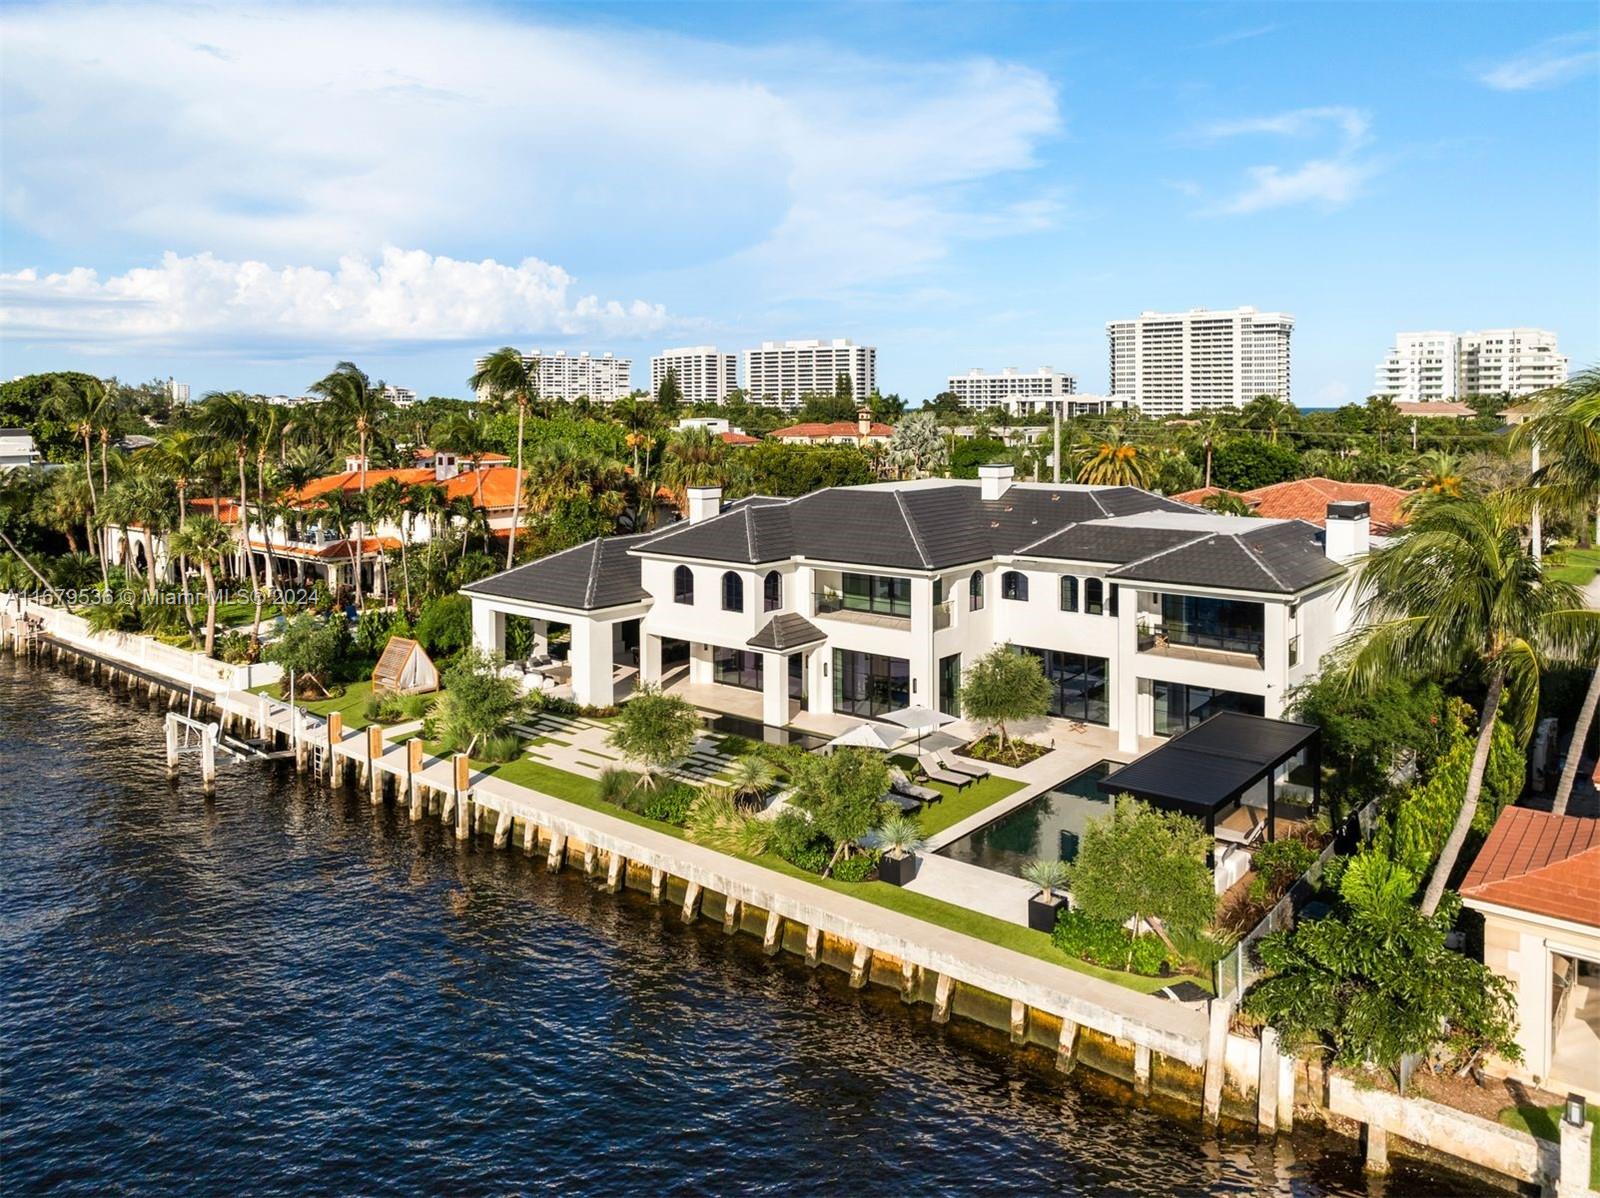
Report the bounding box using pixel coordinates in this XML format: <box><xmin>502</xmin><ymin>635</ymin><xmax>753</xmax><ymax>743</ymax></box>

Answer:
<box><xmin>413</xmin><ymin>447</ymin><xmax>510</xmax><ymax>463</ymax></box>
<box><xmin>189</xmin><ymin>497</ymin><xmax>241</xmax><ymax>524</ymax></box>
<box><xmin>769</xmin><ymin>421</ymin><xmax>894</xmax><ymax>439</ymax></box>
<box><xmin>1172</xmin><ymin>477</ymin><xmax>1413</xmax><ymax>534</ymax></box>
<box><xmin>1460</xmin><ymin>807</ymin><xmax>1600</xmax><ymax>928</ymax></box>
<box><xmin>247</xmin><ymin>536</ymin><xmax>402</xmax><ymax>560</ymax></box>
<box><xmin>287</xmin><ymin>466</ymin><xmax>523</xmax><ymax>510</ymax></box>
<box><xmin>1394</xmin><ymin>400</ymin><xmax>1477</xmax><ymax>418</ymax></box>
<box><xmin>718</xmin><ymin>431</ymin><xmax>760</xmax><ymax>446</ymax></box>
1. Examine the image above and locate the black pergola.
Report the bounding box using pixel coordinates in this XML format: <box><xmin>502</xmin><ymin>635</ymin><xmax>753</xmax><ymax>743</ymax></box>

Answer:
<box><xmin>1097</xmin><ymin>711</ymin><xmax>1321</xmax><ymax>846</ymax></box>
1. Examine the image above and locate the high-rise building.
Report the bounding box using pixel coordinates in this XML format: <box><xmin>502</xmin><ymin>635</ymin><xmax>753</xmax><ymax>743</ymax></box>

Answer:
<box><xmin>651</xmin><ymin>346</ymin><xmax>738</xmax><ymax>404</ymax></box>
<box><xmin>1375</xmin><ymin>328</ymin><xmax>1567</xmax><ymax>401</ymax></box>
<box><xmin>743</xmin><ymin>339</ymin><xmax>876</xmax><ymax>409</ymax></box>
<box><xmin>1107</xmin><ymin>307</ymin><xmax>1293</xmax><ymax>416</ymax></box>
<box><xmin>946</xmin><ymin>367</ymin><xmax>1077</xmax><ymax>414</ymax></box>
<box><xmin>472</xmin><ymin>350</ymin><xmax>634</xmax><ymax>404</ymax></box>
<box><xmin>166</xmin><ymin>378</ymin><xmax>191</xmax><ymax>404</ymax></box>
<box><xmin>382</xmin><ymin>384</ymin><xmax>418</xmax><ymax>406</ymax></box>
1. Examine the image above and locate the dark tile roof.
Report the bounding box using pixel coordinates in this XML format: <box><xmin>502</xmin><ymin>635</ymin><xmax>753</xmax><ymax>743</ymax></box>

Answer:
<box><xmin>1106</xmin><ymin>521</ymin><xmax>1341</xmax><ymax>594</ymax></box>
<box><xmin>747</xmin><ymin>613</ymin><xmax>826</xmax><ymax>651</ymax></box>
<box><xmin>461</xmin><ymin>532</ymin><xmax>651</xmax><ymax>610</ymax></box>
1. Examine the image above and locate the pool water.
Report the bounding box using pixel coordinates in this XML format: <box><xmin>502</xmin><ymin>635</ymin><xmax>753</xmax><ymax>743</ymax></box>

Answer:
<box><xmin>936</xmin><ymin>761</ymin><xmax>1115</xmax><ymax>877</ymax></box>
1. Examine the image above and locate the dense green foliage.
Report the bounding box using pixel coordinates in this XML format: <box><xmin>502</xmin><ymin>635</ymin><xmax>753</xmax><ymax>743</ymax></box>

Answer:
<box><xmin>606</xmin><ymin>686</ymin><xmax>701</xmax><ymax>783</ymax></box>
<box><xmin>1247</xmin><ymin>838</ymin><xmax>1320</xmax><ymax>906</ymax></box>
<box><xmin>431</xmin><ymin>647</ymin><xmax>524</xmax><ymax>755</ymax></box>
<box><xmin>414</xmin><ymin>593</ymin><xmax>471</xmax><ymax>657</ymax></box>
<box><xmin>264</xmin><ymin>614</ymin><xmax>341</xmax><ymax>693</ymax></box>
<box><xmin>1066</xmin><ymin>798</ymin><xmax>1216</xmax><ymax>948</ymax></box>
<box><xmin>1207</xmin><ymin>436</ymin><xmax>1301</xmax><ymax>490</ymax></box>
<box><xmin>786</xmin><ymin>747</ymin><xmax>892</xmax><ymax>875</ymax></box>
<box><xmin>1245</xmin><ymin>852</ymin><xmax>1520</xmax><ymax>1076</ymax></box>
<box><xmin>1051</xmin><ymin>910</ymin><xmax>1167</xmax><ymax>976</ymax></box>
<box><xmin>1289</xmin><ymin>673</ymin><xmax>1449</xmax><ymax>813</ymax></box>
<box><xmin>960</xmin><ymin>648</ymin><xmax>1052</xmax><ymax>760</ymax></box>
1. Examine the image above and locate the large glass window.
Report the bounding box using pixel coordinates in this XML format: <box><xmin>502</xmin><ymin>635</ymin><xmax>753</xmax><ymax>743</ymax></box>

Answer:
<box><xmin>713</xmin><ymin>647</ymin><xmax>763</xmax><ymax>691</ymax></box>
<box><xmin>673</xmin><ymin>565</ymin><xmax>694</xmax><ymax>605</ymax></box>
<box><xmin>832</xmin><ymin>648</ymin><xmax>911</xmax><ymax>717</ymax></box>
<box><xmin>1151</xmin><ymin>681</ymin><xmax>1264</xmax><ymax>736</ymax></box>
<box><xmin>1158</xmin><ymin>595</ymin><xmax>1265</xmax><ymax>658</ymax></box>
<box><xmin>1016</xmin><ymin>646</ymin><xmax>1109</xmax><ymax>725</ymax></box>
<box><xmin>763</xmin><ymin>570</ymin><xmax>782</xmax><ymax>612</ymax></box>
<box><xmin>837</xmin><ymin>572</ymin><xmax>910</xmax><ymax>617</ymax></box>
<box><xmin>722</xmin><ymin>571</ymin><xmax>743</xmax><ymax>612</ymax></box>
<box><xmin>1002</xmin><ymin>570</ymin><xmax>1029</xmax><ymax>601</ymax></box>
<box><xmin>1059</xmin><ymin>575</ymin><xmax>1078</xmax><ymax>612</ymax></box>
<box><xmin>1084</xmin><ymin>578</ymin><xmax>1104</xmax><ymax>615</ymax></box>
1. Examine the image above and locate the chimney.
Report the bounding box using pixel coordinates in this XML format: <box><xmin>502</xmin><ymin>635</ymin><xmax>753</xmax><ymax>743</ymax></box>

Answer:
<box><xmin>1324</xmin><ymin>500</ymin><xmax>1370</xmax><ymax>562</ymax></box>
<box><xmin>978</xmin><ymin>463</ymin><xmax>1015</xmax><ymax>502</ymax></box>
<box><xmin>686</xmin><ymin>486</ymin><xmax>722</xmax><ymax>525</ymax></box>
<box><xmin>344</xmin><ymin>454</ymin><xmax>366</xmax><ymax>474</ymax></box>
<box><xmin>857</xmin><ymin>408</ymin><xmax>872</xmax><ymax>438</ymax></box>
<box><xmin>434</xmin><ymin>451</ymin><xmax>459</xmax><ymax>482</ymax></box>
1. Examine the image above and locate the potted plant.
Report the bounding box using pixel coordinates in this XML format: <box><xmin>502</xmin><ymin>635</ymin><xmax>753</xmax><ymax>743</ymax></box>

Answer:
<box><xmin>864</xmin><ymin>814</ymin><xmax>927</xmax><ymax>886</ymax></box>
<box><xmin>1022</xmin><ymin>858</ymin><xmax>1071</xmax><ymax>932</ymax></box>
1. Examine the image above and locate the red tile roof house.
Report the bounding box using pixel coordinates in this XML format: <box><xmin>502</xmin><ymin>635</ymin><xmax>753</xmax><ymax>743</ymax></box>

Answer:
<box><xmin>1460</xmin><ymin>807</ymin><xmax>1600</xmax><ymax>1100</ymax></box>
<box><xmin>1173</xmin><ymin>478</ymin><xmax>1414</xmax><ymax>536</ymax></box>
<box><xmin>769</xmin><ymin>409</ymin><xmax>894</xmax><ymax>446</ymax></box>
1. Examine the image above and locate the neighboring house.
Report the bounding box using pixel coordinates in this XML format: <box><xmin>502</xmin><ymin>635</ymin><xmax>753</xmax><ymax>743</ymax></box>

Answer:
<box><xmin>0</xmin><ymin>429</ymin><xmax>40</xmax><ymax>470</ymax></box>
<box><xmin>769</xmin><ymin>410</ymin><xmax>894</xmax><ymax>446</ymax></box>
<box><xmin>1461</xmin><ymin>807</ymin><xmax>1600</xmax><ymax>1102</ymax></box>
<box><xmin>673</xmin><ymin>417</ymin><xmax>758</xmax><ymax>447</ymax></box>
<box><xmin>103</xmin><ymin>454</ymin><xmax>522</xmax><ymax>593</ymax></box>
<box><xmin>465</xmin><ymin>465</ymin><xmax>1364</xmax><ymax>752</ymax></box>
<box><xmin>1174</xmin><ymin>477</ymin><xmax>1412</xmax><ymax>536</ymax></box>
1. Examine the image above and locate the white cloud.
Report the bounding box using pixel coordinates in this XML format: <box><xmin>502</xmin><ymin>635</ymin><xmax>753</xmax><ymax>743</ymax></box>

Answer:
<box><xmin>0</xmin><ymin>3</ymin><xmax>1062</xmax><ymax>312</ymax></box>
<box><xmin>1200</xmin><ymin>24</ymin><xmax>1280</xmax><ymax>49</ymax></box>
<box><xmin>0</xmin><ymin>247</ymin><xmax>671</xmax><ymax>351</ymax></box>
<box><xmin>1195</xmin><ymin>106</ymin><xmax>1378</xmax><ymax>215</ymax></box>
<box><xmin>1478</xmin><ymin>33</ymin><xmax>1599</xmax><ymax>91</ymax></box>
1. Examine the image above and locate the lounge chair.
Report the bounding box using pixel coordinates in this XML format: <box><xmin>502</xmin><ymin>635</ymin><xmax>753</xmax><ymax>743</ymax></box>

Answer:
<box><xmin>885</xmin><ymin>791</ymin><xmax>922</xmax><ymax>814</ymax></box>
<box><xmin>916</xmin><ymin>760</ymin><xmax>972</xmax><ymax>789</ymax></box>
<box><xmin>890</xmin><ymin>772</ymin><xmax>940</xmax><ymax>805</ymax></box>
<box><xmin>933</xmin><ymin>749</ymin><xmax>990</xmax><ymax>781</ymax></box>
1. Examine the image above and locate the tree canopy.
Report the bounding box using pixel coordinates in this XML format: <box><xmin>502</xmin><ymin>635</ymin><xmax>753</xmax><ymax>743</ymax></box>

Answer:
<box><xmin>960</xmin><ymin>648</ymin><xmax>1052</xmax><ymax>759</ymax></box>
<box><xmin>1065</xmin><ymin>797</ymin><xmax>1215</xmax><ymax>953</ymax></box>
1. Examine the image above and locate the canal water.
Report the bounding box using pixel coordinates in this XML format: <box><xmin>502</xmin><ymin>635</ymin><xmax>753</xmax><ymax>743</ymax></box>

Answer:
<box><xmin>0</xmin><ymin>658</ymin><xmax>1487</xmax><ymax>1196</ymax></box>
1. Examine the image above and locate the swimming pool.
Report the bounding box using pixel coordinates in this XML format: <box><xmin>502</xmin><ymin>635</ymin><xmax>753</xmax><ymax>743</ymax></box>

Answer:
<box><xmin>935</xmin><ymin>760</ymin><xmax>1115</xmax><ymax>878</ymax></box>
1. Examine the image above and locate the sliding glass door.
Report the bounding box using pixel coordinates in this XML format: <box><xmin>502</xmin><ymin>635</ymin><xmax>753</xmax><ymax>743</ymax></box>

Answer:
<box><xmin>832</xmin><ymin>648</ymin><xmax>910</xmax><ymax>717</ymax></box>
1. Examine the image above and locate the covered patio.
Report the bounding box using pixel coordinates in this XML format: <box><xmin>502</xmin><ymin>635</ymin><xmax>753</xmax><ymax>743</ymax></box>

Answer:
<box><xmin>1098</xmin><ymin>711</ymin><xmax>1321</xmax><ymax>893</ymax></box>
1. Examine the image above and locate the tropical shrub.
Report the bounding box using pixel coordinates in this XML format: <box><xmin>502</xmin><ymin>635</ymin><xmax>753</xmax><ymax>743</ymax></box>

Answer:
<box><xmin>215</xmin><ymin>630</ymin><xmax>253</xmax><ymax>665</ymax></box>
<box><xmin>768</xmin><ymin>810</ymin><xmax>832</xmax><ymax>874</ymax></box>
<box><xmin>414</xmin><ymin>593</ymin><xmax>471</xmax><ymax>657</ymax></box>
<box><xmin>786</xmin><ymin>748</ymin><xmax>892</xmax><ymax>875</ymax></box>
<box><xmin>959</xmin><ymin>648</ymin><xmax>1052</xmax><ymax>763</ymax></box>
<box><xmin>685</xmin><ymin>787</ymin><xmax>774</xmax><ymax>857</ymax></box>
<box><xmin>607</xmin><ymin>685</ymin><xmax>700</xmax><ymax>788</ymax></box>
<box><xmin>1066</xmin><ymin>797</ymin><xmax>1215</xmax><ymax>950</ymax></box>
<box><xmin>264</xmin><ymin>614</ymin><xmax>341</xmax><ymax>695</ymax></box>
<box><xmin>1246</xmin><ymin>851</ymin><xmax>1520</xmax><ymax>1077</ymax></box>
<box><xmin>1247</xmin><ymin>838</ymin><xmax>1319</xmax><ymax>906</ymax></box>
<box><xmin>640</xmin><ymin>782</ymin><xmax>696</xmax><ymax>825</ymax></box>
<box><xmin>832</xmin><ymin>854</ymin><xmax>878</xmax><ymax>883</ymax></box>
<box><xmin>1051</xmin><ymin>910</ymin><xmax>1165</xmax><ymax>976</ymax></box>
<box><xmin>355</xmin><ymin>607</ymin><xmax>398</xmax><ymax>655</ymax></box>
<box><xmin>597</xmin><ymin>766</ymin><xmax>641</xmax><ymax>809</ymax></box>
<box><xmin>479</xmin><ymin>732</ymin><xmax>522</xmax><ymax>763</ymax></box>
<box><xmin>431</xmin><ymin>648</ymin><xmax>523</xmax><ymax>755</ymax></box>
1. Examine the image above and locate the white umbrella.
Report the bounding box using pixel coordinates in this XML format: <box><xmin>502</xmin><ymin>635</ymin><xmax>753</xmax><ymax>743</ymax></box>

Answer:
<box><xmin>827</xmin><ymin>722</ymin><xmax>905</xmax><ymax>753</ymax></box>
<box><xmin>881</xmin><ymin>705</ymin><xmax>958</xmax><ymax>752</ymax></box>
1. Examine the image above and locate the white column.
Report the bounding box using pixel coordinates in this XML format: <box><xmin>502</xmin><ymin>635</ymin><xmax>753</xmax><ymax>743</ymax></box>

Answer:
<box><xmin>807</xmin><ymin>645</ymin><xmax>832</xmax><ymax>715</ymax></box>
<box><xmin>641</xmin><ymin>632</ymin><xmax>663</xmax><ymax>685</ymax></box>
<box><xmin>568</xmin><ymin>619</ymin><xmax>615</xmax><ymax>708</ymax></box>
<box><xmin>1261</xmin><ymin>602</ymin><xmax>1289</xmax><ymax>718</ymax></box>
<box><xmin>761</xmin><ymin>652</ymin><xmax>789</xmax><ymax>727</ymax></box>
<box><xmin>908</xmin><ymin>576</ymin><xmax>935</xmax><ymax>711</ymax></box>
<box><xmin>1115</xmin><ymin>586</ymin><xmax>1140</xmax><ymax>753</ymax></box>
<box><xmin>532</xmin><ymin>618</ymin><xmax>549</xmax><ymax>656</ymax></box>
<box><xmin>470</xmin><ymin>600</ymin><xmax>505</xmax><ymax>657</ymax></box>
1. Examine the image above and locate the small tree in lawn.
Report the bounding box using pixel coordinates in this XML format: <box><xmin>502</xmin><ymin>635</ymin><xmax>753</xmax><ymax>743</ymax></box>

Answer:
<box><xmin>961</xmin><ymin>647</ymin><xmax>1052</xmax><ymax>763</ymax></box>
<box><xmin>1065</xmin><ymin>797</ymin><xmax>1215</xmax><ymax>964</ymax></box>
<box><xmin>788</xmin><ymin>747</ymin><xmax>892</xmax><ymax>876</ymax></box>
<box><xmin>434</xmin><ymin>647</ymin><xmax>523</xmax><ymax>756</ymax></box>
<box><xmin>265</xmin><ymin>614</ymin><xmax>342</xmax><ymax>697</ymax></box>
<box><xmin>607</xmin><ymin>685</ymin><xmax>700</xmax><ymax>790</ymax></box>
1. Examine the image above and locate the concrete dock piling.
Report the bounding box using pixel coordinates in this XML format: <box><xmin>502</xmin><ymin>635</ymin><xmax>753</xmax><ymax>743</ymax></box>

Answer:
<box><xmin>762</xmin><ymin>910</ymin><xmax>783</xmax><ymax>955</ymax></box>
<box><xmin>1056</xmin><ymin>1020</ymin><xmax>1078</xmax><ymax>1073</ymax></box>
<box><xmin>1134</xmin><ymin>1044</ymin><xmax>1152</xmax><ymax>1094</ymax></box>
<box><xmin>933</xmin><ymin>972</ymin><xmax>954</xmax><ymax>1023</ymax></box>
<box><xmin>605</xmin><ymin>853</ymin><xmax>624</xmax><ymax>893</ymax></box>
<box><xmin>849</xmin><ymin>944</ymin><xmax>872</xmax><ymax>988</ymax></box>
<box><xmin>650</xmin><ymin>867</ymin><xmax>665</xmax><ymax>902</ymax></box>
<box><xmin>804</xmin><ymin>924</ymin><xmax>822</xmax><ymax>967</ymax></box>
<box><xmin>1009</xmin><ymin>998</ymin><xmax>1028</xmax><ymax>1045</ymax></box>
<box><xmin>681</xmin><ymin>881</ymin><xmax>703</xmax><ymax>924</ymax></box>
<box><xmin>546</xmin><ymin>833</ymin><xmax>566</xmax><ymax>872</ymax></box>
<box><xmin>367</xmin><ymin>726</ymin><xmax>385</xmax><ymax>806</ymax></box>
<box><xmin>452</xmin><ymin>754</ymin><xmax>471</xmax><ymax>841</ymax></box>
<box><xmin>327</xmin><ymin>713</ymin><xmax>345</xmax><ymax>789</ymax></box>
<box><xmin>722</xmin><ymin>898</ymin><xmax>741</xmax><ymax>934</ymax></box>
<box><xmin>407</xmin><ymin>739</ymin><xmax>424</xmax><ymax>821</ymax></box>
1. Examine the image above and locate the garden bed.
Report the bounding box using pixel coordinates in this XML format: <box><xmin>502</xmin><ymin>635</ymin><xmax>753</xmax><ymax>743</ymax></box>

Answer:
<box><xmin>958</xmin><ymin>734</ymin><xmax>1049</xmax><ymax>766</ymax></box>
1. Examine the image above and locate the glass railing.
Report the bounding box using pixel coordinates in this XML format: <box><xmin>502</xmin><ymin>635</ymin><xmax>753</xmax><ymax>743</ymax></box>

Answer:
<box><xmin>1139</xmin><ymin>621</ymin><xmax>1265</xmax><ymax>662</ymax></box>
<box><xmin>813</xmin><ymin>592</ymin><xmax>911</xmax><ymax>620</ymax></box>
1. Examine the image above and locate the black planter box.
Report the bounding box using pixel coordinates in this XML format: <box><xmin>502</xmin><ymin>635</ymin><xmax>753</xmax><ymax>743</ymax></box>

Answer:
<box><xmin>1028</xmin><ymin>893</ymin><xmax>1066</xmax><ymax>932</ymax></box>
<box><xmin>878</xmin><ymin>853</ymin><xmax>919</xmax><ymax>886</ymax></box>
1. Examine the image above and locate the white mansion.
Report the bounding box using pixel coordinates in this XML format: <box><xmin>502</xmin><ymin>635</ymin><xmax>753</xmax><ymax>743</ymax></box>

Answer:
<box><xmin>465</xmin><ymin>467</ymin><xmax>1369</xmax><ymax>754</ymax></box>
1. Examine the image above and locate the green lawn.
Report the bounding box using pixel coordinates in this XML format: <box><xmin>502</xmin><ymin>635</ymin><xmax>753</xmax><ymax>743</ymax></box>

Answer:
<box><xmin>214</xmin><ymin>598</ymin><xmax>288</xmax><ymax>628</ymax></box>
<box><xmin>252</xmin><ymin>678</ymin><xmax>378</xmax><ymax>729</ymax></box>
<box><xmin>915</xmin><ymin>774</ymin><xmax>1027</xmax><ymax>836</ymax></box>
<box><xmin>1546</xmin><ymin>546</ymin><xmax>1600</xmax><ymax>587</ymax></box>
<box><xmin>1499</xmin><ymin>1105</ymin><xmax>1598</xmax><ymax>1187</ymax></box>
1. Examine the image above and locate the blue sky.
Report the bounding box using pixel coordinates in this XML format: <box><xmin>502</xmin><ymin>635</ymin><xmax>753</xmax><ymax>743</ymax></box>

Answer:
<box><xmin>1</xmin><ymin>1</ymin><xmax>1595</xmax><ymax>406</ymax></box>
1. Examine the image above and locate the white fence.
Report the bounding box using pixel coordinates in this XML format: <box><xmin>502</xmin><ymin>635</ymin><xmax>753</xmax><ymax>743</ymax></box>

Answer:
<box><xmin>3</xmin><ymin>595</ymin><xmax>282</xmax><ymax>693</ymax></box>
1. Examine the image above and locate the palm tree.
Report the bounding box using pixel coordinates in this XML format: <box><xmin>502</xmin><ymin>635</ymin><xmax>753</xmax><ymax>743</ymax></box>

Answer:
<box><xmin>250</xmin><ymin>402</ymin><xmax>287</xmax><ymax>591</ymax></box>
<box><xmin>170</xmin><ymin>515</ymin><xmax>233</xmax><ymax>656</ymax></box>
<box><xmin>659</xmin><ymin>426</ymin><xmax>729</xmax><ymax>511</ymax></box>
<box><xmin>1366</xmin><ymin>395</ymin><xmax>1402</xmax><ymax>454</ymax></box>
<box><xmin>1193</xmin><ymin>413</ymin><xmax>1228</xmax><ymax>489</ymax></box>
<box><xmin>199</xmin><ymin>391</ymin><xmax>267</xmax><ymax>642</ymax></box>
<box><xmin>1075</xmin><ymin>425</ymin><xmax>1151</xmax><ymax>487</ymax></box>
<box><xmin>726</xmin><ymin>755</ymin><xmax>777</xmax><ymax>808</ymax></box>
<box><xmin>1406</xmin><ymin>450</ymin><xmax>1465</xmax><ymax>497</ymax></box>
<box><xmin>1511</xmin><ymin>366</ymin><xmax>1600</xmax><ymax>813</ymax></box>
<box><xmin>1344</xmin><ymin>493</ymin><xmax>1597</xmax><ymax>914</ymax></box>
<box><xmin>46</xmin><ymin>376</ymin><xmax>111</xmax><ymax>581</ymax></box>
<box><xmin>36</xmin><ymin>468</ymin><xmax>94</xmax><ymax>555</ymax></box>
<box><xmin>431</xmin><ymin>408</ymin><xmax>495</xmax><ymax>507</ymax></box>
<box><xmin>369</xmin><ymin>477</ymin><xmax>412</xmax><ymax>611</ymax></box>
<box><xmin>469</xmin><ymin>347</ymin><xmax>539</xmax><ymax>566</ymax></box>
<box><xmin>309</xmin><ymin>362</ymin><xmax>390</xmax><ymax>607</ymax></box>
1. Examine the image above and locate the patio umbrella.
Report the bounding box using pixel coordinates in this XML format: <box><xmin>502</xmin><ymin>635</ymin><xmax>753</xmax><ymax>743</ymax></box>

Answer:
<box><xmin>881</xmin><ymin>705</ymin><xmax>958</xmax><ymax>752</ymax></box>
<box><xmin>826</xmin><ymin>722</ymin><xmax>905</xmax><ymax>753</ymax></box>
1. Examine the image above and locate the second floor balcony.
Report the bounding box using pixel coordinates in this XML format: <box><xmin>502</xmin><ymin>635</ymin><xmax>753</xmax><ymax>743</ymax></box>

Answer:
<box><xmin>1137</xmin><ymin>594</ymin><xmax>1266</xmax><ymax>669</ymax></box>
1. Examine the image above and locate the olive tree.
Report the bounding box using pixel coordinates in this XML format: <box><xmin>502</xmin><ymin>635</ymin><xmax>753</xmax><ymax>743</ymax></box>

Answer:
<box><xmin>961</xmin><ymin>647</ymin><xmax>1052</xmax><ymax>762</ymax></box>
<box><xmin>607</xmin><ymin>685</ymin><xmax>700</xmax><ymax>789</ymax></box>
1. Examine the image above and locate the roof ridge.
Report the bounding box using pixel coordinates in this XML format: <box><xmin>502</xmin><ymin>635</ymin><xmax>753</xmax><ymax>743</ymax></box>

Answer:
<box><xmin>1232</xmin><ymin>531</ymin><xmax>1288</xmax><ymax>590</ymax></box>
<box><xmin>1109</xmin><ymin>531</ymin><xmax>1213</xmax><ymax>575</ymax></box>
<box><xmin>743</xmin><ymin>507</ymin><xmax>757</xmax><ymax>561</ymax></box>
<box><xmin>893</xmin><ymin>490</ymin><xmax>933</xmax><ymax>569</ymax></box>
<box><xmin>1014</xmin><ymin>520</ymin><xmax>1083</xmax><ymax>555</ymax></box>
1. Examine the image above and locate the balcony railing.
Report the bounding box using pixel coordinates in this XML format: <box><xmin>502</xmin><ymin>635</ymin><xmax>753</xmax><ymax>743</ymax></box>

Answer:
<box><xmin>813</xmin><ymin>591</ymin><xmax>911</xmax><ymax>622</ymax></box>
<box><xmin>1138</xmin><ymin>622</ymin><xmax>1265</xmax><ymax>665</ymax></box>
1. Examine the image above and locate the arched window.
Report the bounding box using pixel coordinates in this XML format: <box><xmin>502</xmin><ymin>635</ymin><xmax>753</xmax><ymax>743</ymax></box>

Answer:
<box><xmin>1084</xmin><ymin>577</ymin><xmax>1104</xmax><ymax>616</ymax></box>
<box><xmin>763</xmin><ymin>570</ymin><xmax>782</xmax><ymax>612</ymax></box>
<box><xmin>722</xmin><ymin>571</ymin><xmax>744</xmax><ymax>612</ymax></box>
<box><xmin>674</xmin><ymin>565</ymin><xmax>694</xmax><ymax>605</ymax></box>
<box><xmin>968</xmin><ymin>570</ymin><xmax>985</xmax><ymax>611</ymax></box>
<box><xmin>1060</xmin><ymin>575</ymin><xmax>1078</xmax><ymax>612</ymax></box>
<box><xmin>1001</xmin><ymin>570</ymin><xmax>1028</xmax><ymax>601</ymax></box>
